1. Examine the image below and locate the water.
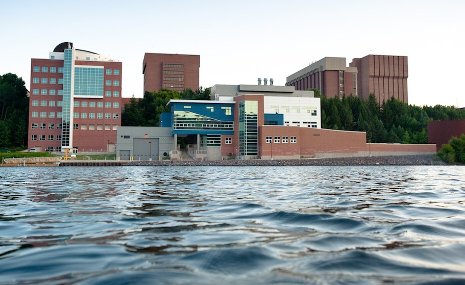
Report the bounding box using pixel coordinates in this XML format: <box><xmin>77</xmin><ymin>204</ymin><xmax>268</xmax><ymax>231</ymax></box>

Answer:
<box><xmin>1</xmin><ymin>166</ymin><xmax>465</xmax><ymax>284</ymax></box>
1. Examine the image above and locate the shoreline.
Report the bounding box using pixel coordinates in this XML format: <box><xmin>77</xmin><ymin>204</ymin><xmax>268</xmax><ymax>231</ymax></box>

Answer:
<box><xmin>56</xmin><ymin>154</ymin><xmax>448</xmax><ymax>167</ymax></box>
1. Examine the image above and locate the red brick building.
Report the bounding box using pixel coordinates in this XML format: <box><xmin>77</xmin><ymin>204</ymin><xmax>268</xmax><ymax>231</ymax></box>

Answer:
<box><xmin>28</xmin><ymin>42</ymin><xmax>122</xmax><ymax>153</ymax></box>
<box><xmin>143</xmin><ymin>53</ymin><xmax>200</xmax><ymax>92</ymax></box>
<box><xmin>286</xmin><ymin>57</ymin><xmax>358</xmax><ymax>98</ymax></box>
<box><xmin>350</xmin><ymin>55</ymin><xmax>408</xmax><ymax>103</ymax></box>
<box><xmin>428</xmin><ymin>119</ymin><xmax>465</xmax><ymax>150</ymax></box>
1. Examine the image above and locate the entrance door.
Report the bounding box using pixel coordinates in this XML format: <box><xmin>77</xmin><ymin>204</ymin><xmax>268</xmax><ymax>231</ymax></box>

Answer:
<box><xmin>133</xmin><ymin>138</ymin><xmax>159</xmax><ymax>160</ymax></box>
<box><xmin>120</xmin><ymin>150</ymin><xmax>130</xmax><ymax>160</ymax></box>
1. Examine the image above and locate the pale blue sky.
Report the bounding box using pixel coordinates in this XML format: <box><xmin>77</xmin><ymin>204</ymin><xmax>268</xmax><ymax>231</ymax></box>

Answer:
<box><xmin>1</xmin><ymin>0</ymin><xmax>464</xmax><ymax>106</ymax></box>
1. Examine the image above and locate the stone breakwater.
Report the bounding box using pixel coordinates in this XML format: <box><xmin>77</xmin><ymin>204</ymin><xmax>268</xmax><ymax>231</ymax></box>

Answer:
<box><xmin>126</xmin><ymin>155</ymin><xmax>445</xmax><ymax>167</ymax></box>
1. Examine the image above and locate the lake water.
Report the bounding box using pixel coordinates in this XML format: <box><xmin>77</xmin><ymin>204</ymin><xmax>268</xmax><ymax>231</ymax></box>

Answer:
<box><xmin>1</xmin><ymin>166</ymin><xmax>465</xmax><ymax>284</ymax></box>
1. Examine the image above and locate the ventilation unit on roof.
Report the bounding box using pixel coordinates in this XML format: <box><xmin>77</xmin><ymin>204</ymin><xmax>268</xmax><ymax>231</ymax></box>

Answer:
<box><xmin>258</xmin><ymin>78</ymin><xmax>262</xmax><ymax>85</ymax></box>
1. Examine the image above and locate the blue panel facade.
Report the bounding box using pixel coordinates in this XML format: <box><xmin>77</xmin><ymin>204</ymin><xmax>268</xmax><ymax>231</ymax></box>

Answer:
<box><xmin>169</xmin><ymin>101</ymin><xmax>235</xmax><ymax>135</ymax></box>
<box><xmin>160</xmin><ymin>112</ymin><xmax>172</xmax><ymax>127</ymax></box>
<box><xmin>74</xmin><ymin>67</ymin><xmax>104</xmax><ymax>97</ymax></box>
<box><xmin>264</xmin><ymin>113</ymin><xmax>284</xmax><ymax>125</ymax></box>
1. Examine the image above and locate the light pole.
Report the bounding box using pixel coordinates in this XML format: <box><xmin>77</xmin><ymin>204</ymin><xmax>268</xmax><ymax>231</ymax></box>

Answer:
<box><xmin>148</xmin><ymin>141</ymin><xmax>152</xmax><ymax>161</ymax></box>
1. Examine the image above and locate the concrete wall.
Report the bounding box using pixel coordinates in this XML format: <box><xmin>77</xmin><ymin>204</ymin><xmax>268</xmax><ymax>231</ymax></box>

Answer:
<box><xmin>116</xmin><ymin>127</ymin><xmax>173</xmax><ymax>160</ymax></box>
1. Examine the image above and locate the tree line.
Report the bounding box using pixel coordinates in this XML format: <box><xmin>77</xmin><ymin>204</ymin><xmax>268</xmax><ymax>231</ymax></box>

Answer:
<box><xmin>319</xmin><ymin>92</ymin><xmax>465</xmax><ymax>144</ymax></box>
<box><xmin>0</xmin><ymin>73</ymin><xmax>28</xmax><ymax>148</ymax></box>
<box><xmin>122</xmin><ymin>87</ymin><xmax>211</xmax><ymax>126</ymax></box>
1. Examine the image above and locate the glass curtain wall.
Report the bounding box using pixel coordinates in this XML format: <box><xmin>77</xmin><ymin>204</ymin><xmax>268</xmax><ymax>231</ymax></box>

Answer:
<box><xmin>238</xmin><ymin>100</ymin><xmax>258</xmax><ymax>156</ymax></box>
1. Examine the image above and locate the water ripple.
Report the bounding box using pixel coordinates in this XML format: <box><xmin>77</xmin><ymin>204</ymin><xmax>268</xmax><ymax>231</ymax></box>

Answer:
<box><xmin>1</xmin><ymin>165</ymin><xmax>465</xmax><ymax>284</ymax></box>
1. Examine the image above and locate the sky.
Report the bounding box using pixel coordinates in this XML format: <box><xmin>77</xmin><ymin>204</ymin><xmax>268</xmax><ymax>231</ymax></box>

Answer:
<box><xmin>1</xmin><ymin>0</ymin><xmax>464</xmax><ymax>107</ymax></box>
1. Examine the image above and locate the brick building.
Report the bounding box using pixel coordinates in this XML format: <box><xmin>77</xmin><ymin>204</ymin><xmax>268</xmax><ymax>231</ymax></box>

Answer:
<box><xmin>28</xmin><ymin>42</ymin><xmax>123</xmax><ymax>153</ymax></box>
<box><xmin>428</xmin><ymin>119</ymin><xmax>465</xmax><ymax>150</ymax></box>
<box><xmin>143</xmin><ymin>53</ymin><xmax>200</xmax><ymax>92</ymax></box>
<box><xmin>286</xmin><ymin>57</ymin><xmax>358</xmax><ymax>98</ymax></box>
<box><xmin>350</xmin><ymin>55</ymin><xmax>408</xmax><ymax>103</ymax></box>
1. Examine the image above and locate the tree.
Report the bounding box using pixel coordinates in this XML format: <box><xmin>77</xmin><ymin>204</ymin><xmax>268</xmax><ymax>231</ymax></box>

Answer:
<box><xmin>0</xmin><ymin>73</ymin><xmax>28</xmax><ymax>148</ymax></box>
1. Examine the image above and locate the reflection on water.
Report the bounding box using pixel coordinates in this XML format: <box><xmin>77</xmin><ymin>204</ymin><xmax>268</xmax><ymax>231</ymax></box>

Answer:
<box><xmin>1</xmin><ymin>166</ymin><xmax>465</xmax><ymax>284</ymax></box>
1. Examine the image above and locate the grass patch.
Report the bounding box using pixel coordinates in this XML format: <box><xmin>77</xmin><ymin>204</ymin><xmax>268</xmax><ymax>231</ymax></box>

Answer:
<box><xmin>0</xmin><ymin>151</ymin><xmax>56</xmax><ymax>162</ymax></box>
<box><xmin>74</xmin><ymin>154</ymin><xmax>116</xmax><ymax>160</ymax></box>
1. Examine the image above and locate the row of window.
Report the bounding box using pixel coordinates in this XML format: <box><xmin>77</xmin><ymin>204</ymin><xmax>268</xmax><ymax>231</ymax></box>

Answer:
<box><xmin>31</xmin><ymin>100</ymin><xmax>120</xmax><ymax>108</ymax></box>
<box><xmin>32</xmin><ymin>89</ymin><xmax>63</xmax><ymax>95</ymax></box>
<box><xmin>33</xmin><ymin>66</ymin><xmax>120</xmax><ymax>75</ymax></box>
<box><xmin>105</xmin><ymin>80</ymin><xmax>120</xmax><ymax>86</ymax></box>
<box><xmin>284</xmin><ymin>121</ymin><xmax>318</xmax><ymax>128</ymax></box>
<box><xmin>31</xmin><ymin>123</ymin><xmax>119</xmax><ymax>130</ymax></box>
<box><xmin>105</xmin><ymin>69</ymin><xmax>120</xmax><ymax>75</ymax></box>
<box><xmin>31</xmin><ymin>111</ymin><xmax>120</xmax><ymax>119</ymax></box>
<box><xmin>33</xmin><ymin>66</ymin><xmax>63</xmax><ymax>73</ymax></box>
<box><xmin>265</xmin><ymin>136</ymin><xmax>297</xmax><ymax>144</ymax></box>
<box><xmin>31</xmin><ymin>134</ymin><xmax>62</xmax><ymax>141</ymax></box>
<box><xmin>32</xmin><ymin>77</ymin><xmax>64</xmax><ymax>85</ymax></box>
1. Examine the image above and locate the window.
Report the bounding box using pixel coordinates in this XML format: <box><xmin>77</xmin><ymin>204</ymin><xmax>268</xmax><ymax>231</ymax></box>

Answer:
<box><xmin>74</xmin><ymin>112</ymin><xmax>79</xmax><ymax>118</ymax></box>
<box><xmin>290</xmin><ymin>136</ymin><xmax>297</xmax><ymax>143</ymax></box>
<box><xmin>81</xmin><ymin>112</ymin><xmax>87</xmax><ymax>119</ymax></box>
<box><xmin>48</xmin><ymin>135</ymin><xmax>54</xmax><ymax>141</ymax></box>
<box><xmin>56</xmin><ymin>135</ymin><xmax>62</xmax><ymax>141</ymax></box>
<box><xmin>97</xmin><ymin>102</ymin><xmax>103</xmax><ymax>108</ymax></box>
<box><xmin>88</xmin><ymin>125</ymin><xmax>95</xmax><ymax>130</ymax></box>
<box><xmin>40</xmin><ymin>135</ymin><xmax>46</xmax><ymax>141</ymax></box>
<box><xmin>49</xmin><ymin>123</ymin><xmax>55</xmax><ymax>129</ymax></box>
<box><xmin>97</xmin><ymin>113</ymin><xmax>103</xmax><ymax>119</ymax></box>
<box><xmin>74</xmin><ymin>101</ymin><xmax>80</xmax><ymax>107</ymax></box>
<box><xmin>274</xmin><ymin>137</ymin><xmax>280</xmax><ymax>143</ymax></box>
<box><xmin>106</xmin><ymin>69</ymin><xmax>112</xmax><ymax>75</ymax></box>
<box><xmin>311</xmin><ymin>110</ymin><xmax>317</xmax><ymax>116</ymax></box>
<box><xmin>105</xmin><ymin>113</ymin><xmax>111</xmax><ymax>119</ymax></box>
<box><xmin>81</xmin><ymin>125</ymin><xmax>87</xmax><ymax>130</ymax></box>
<box><xmin>33</xmin><ymin>77</ymin><xmax>39</xmax><ymax>83</ymax></box>
<box><xmin>58</xmin><ymin>67</ymin><xmax>63</xmax><ymax>73</ymax></box>
<box><xmin>32</xmin><ymin>89</ymin><xmax>39</xmax><ymax>95</ymax></box>
<box><xmin>57</xmin><ymin>101</ymin><xmax>63</xmax><ymax>107</ymax></box>
<box><xmin>73</xmin><ymin>124</ymin><xmax>79</xmax><ymax>130</ymax></box>
<box><xmin>105</xmin><ymin>91</ymin><xmax>112</xmax><ymax>97</ymax></box>
<box><xmin>58</xmin><ymin>78</ymin><xmax>63</xmax><ymax>84</ymax></box>
<box><xmin>41</xmin><ymin>89</ymin><xmax>47</xmax><ymax>95</ymax></box>
<box><xmin>311</xmin><ymin>122</ymin><xmax>318</xmax><ymax>128</ymax></box>
<box><xmin>57</xmin><ymin>112</ymin><xmax>62</xmax><ymax>118</ymax></box>
<box><xmin>282</xmin><ymin>136</ymin><xmax>289</xmax><ymax>143</ymax></box>
<box><xmin>225</xmin><ymin>137</ymin><xmax>232</xmax><ymax>144</ymax></box>
<box><xmin>31</xmin><ymin>134</ymin><xmax>37</xmax><ymax>141</ymax></box>
<box><xmin>81</xmin><ymin>101</ymin><xmax>88</xmax><ymax>107</ymax></box>
<box><xmin>41</xmin><ymin>66</ymin><xmax>48</xmax><ymax>73</ymax></box>
<box><xmin>49</xmin><ymin>112</ymin><xmax>55</xmax><ymax>118</ymax></box>
<box><xmin>113</xmin><ymin>91</ymin><xmax>119</xmax><ymax>97</ymax></box>
<box><xmin>221</xmin><ymin>106</ymin><xmax>232</xmax><ymax>115</ymax></box>
<box><xmin>32</xmin><ymin>112</ymin><xmax>38</xmax><ymax>118</ymax></box>
<box><xmin>89</xmin><ymin>113</ymin><xmax>95</xmax><ymax>119</ymax></box>
<box><xmin>105</xmin><ymin>125</ymin><xmax>111</xmax><ymax>130</ymax></box>
<box><xmin>31</xmin><ymin>123</ymin><xmax>38</xmax><ymax>129</ymax></box>
<box><xmin>113</xmin><ymin>80</ymin><xmax>119</xmax><ymax>86</ymax></box>
<box><xmin>33</xmin><ymin>66</ymin><xmax>40</xmax><ymax>72</ymax></box>
<box><xmin>112</xmin><ymin>113</ymin><xmax>119</xmax><ymax>119</ymax></box>
<box><xmin>40</xmin><ymin>112</ymin><xmax>47</xmax><ymax>118</ymax></box>
<box><xmin>49</xmin><ymin>89</ymin><xmax>56</xmax><ymax>96</ymax></box>
<box><xmin>206</xmin><ymin>106</ymin><xmax>214</xmax><ymax>112</ymax></box>
<box><xmin>58</xmin><ymin>90</ymin><xmax>63</xmax><ymax>95</ymax></box>
<box><xmin>112</xmin><ymin>125</ymin><xmax>118</xmax><ymax>130</ymax></box>
<box><xmin>32</xmin><ymin>100</ymin><xmax>39</xmax><ymax>106</ymax></box>
<box><xmin>40</xmin><ymin>123</ymin><xmax>46</xmax><ymax>129</ymax></box>
<box><xmin>97</xmin><ymin>125</ymin><xmax>103</xmax><ymax>130</ymax></box>
<box><xmin>89</xmin><ymin>102</ymin><xmax>96</xmax><ymax>107</ymax></box>
<box><xmin>105</xmin><ymin>80</ymin><xmax>112</xmax><ymax>86</ymax></box>
<box><xmin>50</xmin><ymin>78</ymin><xmax>56</xmax><ymax>84</ymax></box>
<box><xmin>265</xmin><ymin>136</ymin><xmax>272</xmax><ymax>143</ymax></box>
<box><xmin>113</xmin><ymin>69</ymin><xmax>120</xmax><ymax>75</ymax></box>
<box><xmin>105</xmin><ymin>102</ymin><xmax>111</xmax><ymax>108</ymax></box>
<box><xmin>40</xmin><ymin>100</ymin><xmax>47</xmax><ymax>106</ymax></box>
<box><xmin>113</xmin><ymin>102</ymin><xmax>119</xmax><ymax>108</ymax></box>
<box><xmin>50</xmin><ymin>67</ymin><xmax>56</xmax><ymax>73</ymax></box>
<box><xmin>41</xmin><ymin>78</ymin><xmax>48</xmax><ymax>84</ymax></box>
